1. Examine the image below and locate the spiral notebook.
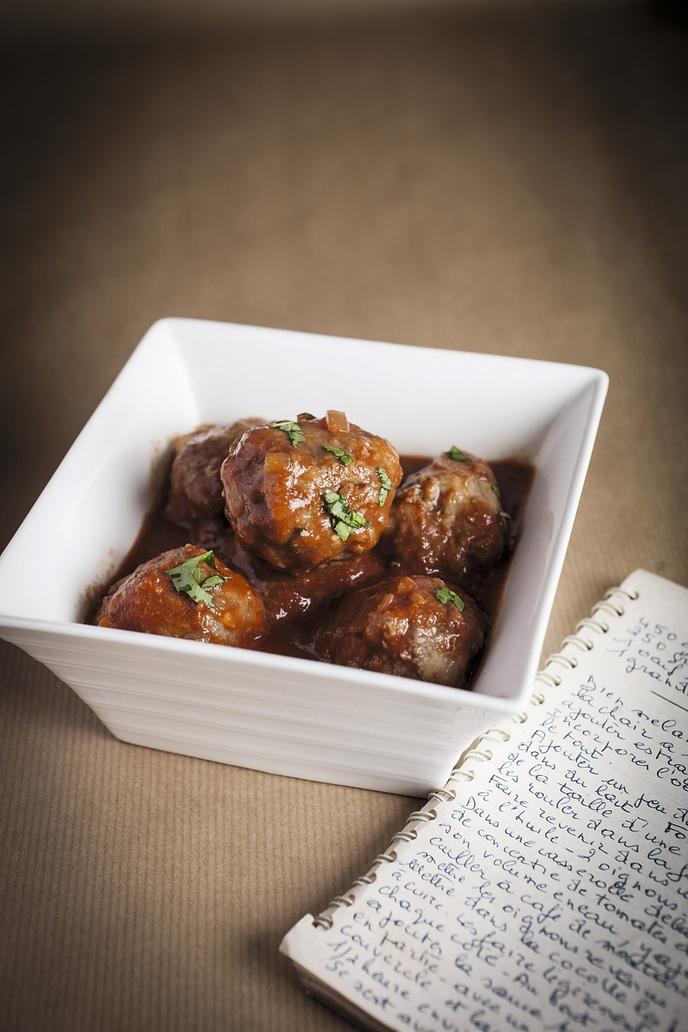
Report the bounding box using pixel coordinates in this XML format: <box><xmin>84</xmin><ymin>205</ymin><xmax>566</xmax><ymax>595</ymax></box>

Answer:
<box><xmin>280</xmin><ymin>570</ymin><xmax>688</xmax><ymax>1032</ymax></box>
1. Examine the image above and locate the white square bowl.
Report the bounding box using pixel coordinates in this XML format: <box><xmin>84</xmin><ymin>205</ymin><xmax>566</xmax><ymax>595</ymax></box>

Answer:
<box><xmin>0</xmin><ymin>319</ymin><xmax>607</xmax><ymax>795</ymax></box>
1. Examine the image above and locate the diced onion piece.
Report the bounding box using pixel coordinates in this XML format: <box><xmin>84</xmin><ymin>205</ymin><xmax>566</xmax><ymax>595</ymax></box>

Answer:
<box><xmin>325</xmin><ymin>409</ymin><xmax>350</xmax><ymax>434</ymax></box>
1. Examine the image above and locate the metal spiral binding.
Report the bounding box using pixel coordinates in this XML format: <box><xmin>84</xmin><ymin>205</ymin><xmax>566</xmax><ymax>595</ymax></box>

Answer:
<box><xmin>312</xmin><ymin>582</ymin><xmax>640</xmax><ymax>930</ymax></box>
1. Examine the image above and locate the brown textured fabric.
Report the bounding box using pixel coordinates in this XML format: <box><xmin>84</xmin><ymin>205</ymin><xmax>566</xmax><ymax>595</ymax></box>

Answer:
<box><xmin>1</xmin><ymin>4</ymin><xmax>687</xmax><ymax>1030</ymax></box>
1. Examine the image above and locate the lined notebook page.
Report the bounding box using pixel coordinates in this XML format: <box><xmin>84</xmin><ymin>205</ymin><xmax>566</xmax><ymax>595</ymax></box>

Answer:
<box><xmin>281</xmin><ymin>571</ymin><xmax>688</xmax><ymax>1032</ymax></box>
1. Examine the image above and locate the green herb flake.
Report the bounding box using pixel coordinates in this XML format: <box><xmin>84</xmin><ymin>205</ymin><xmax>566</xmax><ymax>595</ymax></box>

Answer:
<box><xmin>322</xmin><ymin>443</ymin><xmax>354</xmax><ymax>467</ymax></box>
<box><xmin>435</xmin><ymin>586</ymin><xmax>465</xmax><ymax>612</ymax></box>
<box><xmin>270</xmin><ymin>420</ymin><xmax>305</xmax><ymax>447</ymax></box>
<box><xmin>499</xmin><ymin>510</ymin><xmax>511</xmax><ymax>521</ymax></box>
<box><xmin>298</xmin><ymin>412</ymin><xmax>317</xmax><ymax>420</ymax></box>
<box><xmin>377</xmin><ymin>467</ymin><xmax>393</xmax><ymax>506</ymax></box>
<box><xmin>166</xmin><ymin>550</ymin><xmax>228</xmax><ymax>607</ymax></box>
<box><xmin>333</xmin><ymin>521</ymin><xmax>351</xmax><ymax>541</ymax></box>
<box><xmin>492</xmin><ymin>483</ymin><xmax>502</xmax><ymax>501</ymax></box>
<box><xmin>200</xmin><ymin>575</ymin><xmax>225</xmax><ymax>588</ymax></box>
<box><xmin>323</xmin><ymin>491</ymin><xmax>369</xmax><ymax>541</ymax></box>
<box><xmin>447</xmin><ymin>446</ymin><xmax>470</xmax><ymax>462</ymax></box>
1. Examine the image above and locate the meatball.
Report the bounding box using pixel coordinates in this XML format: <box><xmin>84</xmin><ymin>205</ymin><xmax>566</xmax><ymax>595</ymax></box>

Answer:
<box><xmin>192</xmin><ymin>515</ymin><xmax>386</xmax><ymax>622</ymax></box>
<box><xmin>166</xmin><ymin>418</ymin><xmax>264</xmax><ymax>526</ymax></box>
<box><xmin>96</xmin><ymin>545</ymin><xmax>266</xmax><ymax>646</ymax></box>
<box><xmin>221</xmin><ymin>411</ymin><xmax>402</xmax><ymax>573</ymax></box>
<box><xmin>387</xmin><ymin>449</ymin><xmax>507</xmax><ymax>580</ymax></box>
<box><xmin>314</xmin><ymin>574</ymin><xmax>484</xmax><ymax>688</ymax></box>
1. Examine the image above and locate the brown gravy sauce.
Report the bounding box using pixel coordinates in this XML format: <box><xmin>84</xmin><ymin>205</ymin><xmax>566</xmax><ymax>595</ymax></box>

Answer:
<box><xmin>90</xmin><ymin>455</ymin><xmax>534</xmax><ymax>682</ymax></box>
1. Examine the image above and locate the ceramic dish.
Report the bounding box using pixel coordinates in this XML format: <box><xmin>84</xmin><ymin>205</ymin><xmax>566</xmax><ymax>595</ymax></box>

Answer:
<box><xmin>0</xmin><ymin>319</ymin><xmax>607</xmax><ymax>794</ymax></box>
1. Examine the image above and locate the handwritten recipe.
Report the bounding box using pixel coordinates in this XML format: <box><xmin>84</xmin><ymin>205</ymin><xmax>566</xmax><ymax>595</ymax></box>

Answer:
<box><xmin>282</xmin><ymin>572</ymin><xmax>688</xmax><ymax>1032</ymax></box>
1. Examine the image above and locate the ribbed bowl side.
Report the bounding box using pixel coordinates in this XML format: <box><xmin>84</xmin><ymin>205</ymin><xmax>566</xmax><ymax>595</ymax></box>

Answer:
<box><xmin>2</xmin><ymin>629</ymin><xmax>504</xmax><ymax>795</ymax></box>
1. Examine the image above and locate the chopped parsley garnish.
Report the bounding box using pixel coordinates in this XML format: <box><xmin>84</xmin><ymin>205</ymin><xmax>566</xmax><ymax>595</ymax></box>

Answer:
<box><xmin>298</xmin><ymin>412</ymin><xmax>316</xmax><ymax>420</ymax></box>
<box><xmin>491</xmin><ymin>483</ymin><xmax>502</xmax><ymax>501</ymax></box>
<box><xmin>435</xmin><ymin>586</ymin><xmax>465</xmax><ymax>611</ymax></box>
<box><xmin>166</xmin><ymin>550</ymin><xmax>227</xmax><ymax>606</ymax></box>
<box><xmin>322</xmin><ymin>443</ymin><xmax>353</xmax><ymax>467</ymax></box>
<box><xmin>271</xmin><ymin>420</ymin><xmax>305</xmax><ymax>447</ymax></box>
<box><xmin>377</xmin><ymin>467</ymin><xmax>392</xmax><ymax>506</ymax></box>
<box><xmin>323</xmin><ymin>491</ymin><xmax>369</xmax><ymax>541</ymax></box>
<box><xmin>447</xmin><ymin>446</ymin><xmax>470</xmax><ymax>462</ymax></box>
<box><xmin>200</xmin><ymin>574</ymin><xmax>225</xmax><ymax>588</ymax></box>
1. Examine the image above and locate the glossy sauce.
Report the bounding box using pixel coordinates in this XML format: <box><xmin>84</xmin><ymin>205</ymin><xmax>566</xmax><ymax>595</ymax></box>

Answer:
<box><xmin>91</xmin><ymin>455</ymin><xmax>534</xmax><ymax>681</ymax></box>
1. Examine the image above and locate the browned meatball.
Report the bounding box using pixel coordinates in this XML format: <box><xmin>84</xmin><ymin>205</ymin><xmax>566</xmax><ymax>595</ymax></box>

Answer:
<box><xmin>387</xmin><ymin>449</ymin><xmax>508</xmax><ymax>580</ymax></box>
<box><xmin>221</xmin><ymin>411</ymin><xmax>402</xmax><ymax>573</ymax></box>
<box><xmin>96</xmin><ymin>545</ymin><xmax>266</xmax><ymax>646</ymax></box>
<box><xmin>192</xmin><ymin>515</ymin><xmax>387</xmax><ymax>622</ymax></box>
<box><xmin>314</xmin><ymin>574</ymin><xmax>484</xmax><ymax>688</ymax></box>
<box><xmin>166</xmin><ymin>418</ymin><xmax>264</xmax><ymax>526</ymax></box>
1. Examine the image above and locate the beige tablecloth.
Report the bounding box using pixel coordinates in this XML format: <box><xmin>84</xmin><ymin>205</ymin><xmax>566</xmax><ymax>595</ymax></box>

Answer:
<box><xmin>2</xmin><ymin>4</ymin><xmax>687</xmax><ymax>1030</ymax></box>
